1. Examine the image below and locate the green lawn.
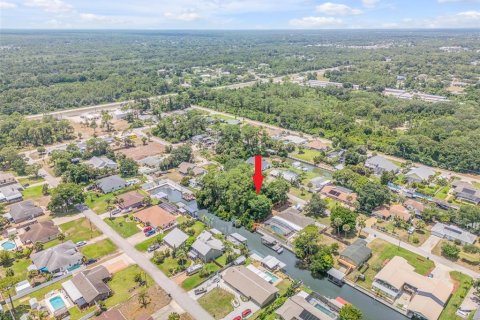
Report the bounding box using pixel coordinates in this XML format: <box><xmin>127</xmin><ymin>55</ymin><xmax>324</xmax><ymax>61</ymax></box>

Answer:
<box><xmin>105</xmin><ymin>265</ymin><xmax>153</xmax><ymax>308</ymax></box>
<box><xmin>290</xmin><ymin>149</ymin><xmax>322</xmax><ymax>163</ymax></box>
<box><xmin>135</xmin><ymin>234</ymin><xmax>165</xmax><ymax>252</ymax></box>
<box><xmin>290</xmin><ymin>187</ymin><xmax>312</xmax><ymax>201</ymax></box>
<box><xmin>80</xmin><ymin>239</ymin><xmax>117</xmax><ymax>259</ymax></box>
<box><xmin>181</xmin><ymin>263</ymin><xmax>220</xmax><ymax>291</ymax></box>
<box><xmin>276</xmin><ymin>279</ymin><xmax>293</xmax><ymax>296</ymax></box>
<box><xmin>85</xmin><ymin>186</ymin><xmax>146</xmax><ymax>214</ymax></box>
<box><xmin>439</xmin><ymin>272</ymin><xmax>473</xmax><ymax>320</ymax></box>
<box><xmin>198</xmin><ymin>287</ymin><xmax>235</xmax><ymax>320</ymax></box>
<box><xmin>154</xmin><ymin>256</ymin><xmax>192</xmax><ymax>277</ymax></box>
<box><xmin>104</xmin><ymin>216</ymin><xmax>140</xmax><ymax>238</ymax></box>
<box><xmin>435</xmin><ymin>186</ymin><xmax>451</xmax><ymax>200</ymax></box>
<box><xmin>59</xmin><ymin>217</ymin><xmax>102</xmax><ymax>243</ymax></box>
<box><xmin>0</xmin><ymin>257</ymin><xmax>31</xmax><ymax>279</ymax></box>
<box><xmin>17</xmin><ymin>175</ymin><xmax>45</xmax><ymax>186</ymax></box>
<box><xmin>21</xmin><ymin>184</ymin><xmax>45</xmax><ymax>200</ymax></box>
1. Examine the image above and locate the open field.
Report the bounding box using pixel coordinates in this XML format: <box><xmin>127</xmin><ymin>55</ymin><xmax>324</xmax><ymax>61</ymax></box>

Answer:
<box><xmin>80</xmin><ymin>239</ymin><xmax>117</xmax><ymax>259</ymax></box>
<box><xmin>198</xmin><ymin>287</ymin><xmax>235</xmax><ymax>320</ymax></box>
<box><xmin>117</xmin><ymin>141</ymin><xmax>166</xmax><ymax>161</ymax></box>
<box><xmin>104</xmin><ymin>216</ymin><xmax>140</xmax><ymax>238</ymax></box>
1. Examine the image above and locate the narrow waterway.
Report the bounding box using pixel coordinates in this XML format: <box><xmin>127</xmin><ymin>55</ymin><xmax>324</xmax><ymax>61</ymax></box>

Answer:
<box><xmin>150</xmin><ymin>185</ymin><xmax>406</xmax><ymax>320</ymax></box>
<box><xmin>198</xmin><ymin>210</ymin><xmax>407</xmax><ymax>320</ymax></box>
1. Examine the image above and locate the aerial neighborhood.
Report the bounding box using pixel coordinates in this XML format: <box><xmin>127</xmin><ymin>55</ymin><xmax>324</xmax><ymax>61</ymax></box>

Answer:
<box><xmin>1</xmin><ymin>26</ymin><xmax>480</xmax><ymax>320</ymax></box>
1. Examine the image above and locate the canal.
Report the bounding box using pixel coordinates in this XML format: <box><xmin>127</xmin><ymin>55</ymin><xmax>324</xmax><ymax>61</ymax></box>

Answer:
<box><xmin>150</xmin><ymin>184</ymin><xmax>406</xmax><ymax>320</ymax></box>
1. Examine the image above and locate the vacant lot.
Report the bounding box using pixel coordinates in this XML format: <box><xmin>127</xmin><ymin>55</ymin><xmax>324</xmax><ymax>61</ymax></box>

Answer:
<box><xmin>105</xmin><ymin>216</ymin><xmax>140</xmax><ymax>238</ymax></box>
<box><xmin>432</xmin><ymin>239</ymin><xmax>480</xmax><ymax>272</ymax></box>
<box><xmin>439</xmin><ymin>271</ymin><xmax>472</xmax><ymax>320</ymax></box>
<box><xmin>198</xmin><ymin>288</ymin><xmax>234</xmax><ymax>320</ymax></box>
<box><xmin>80</xmin><ymin>239</ymin><xmax>117</xmax><ymax>259</ymax></box>
<box><xmin>181</xmin><ymin>262</ymin><xmax>220</xmax><ymax>291</ymax></box>
<box><xmin>118</xmin><ymin>141</ymin><xmax>166</xmax><ymax>161</ymax></box>
<box><xmin>60</xmin><ymin>217</ymin><xmax>102</xmax><ymax>243</ymax></box>
<box><xmin>21</xmin><ymin>184</ymin><xmax>45</xmax><ymax>200</ymax></box>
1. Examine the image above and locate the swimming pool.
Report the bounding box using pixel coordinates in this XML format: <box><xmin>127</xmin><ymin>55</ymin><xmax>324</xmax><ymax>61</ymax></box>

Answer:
<box><xmin>313</xmin><ymin>301</ymin><xmax>337</xmax><ymax>318</ymax></box>
<box><xmin>1</xmin><ymin>241</ymin><xmax>16</xmax><ymax>251</ymax></box>
<box><xmin>265</xmin><ymin>271</ymin><xmax>279</xmax><ymax>283</ymax></box>
<box><xmin>49</xmin><ymin>296</ymin><xmax>66</xmax><ymax>311</ymax></box>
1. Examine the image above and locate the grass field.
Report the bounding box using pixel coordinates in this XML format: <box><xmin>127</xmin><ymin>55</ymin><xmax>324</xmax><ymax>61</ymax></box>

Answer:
<box><xmin>198</xmin><ymin>288</ymin><xmax>235</xmax><ymax>320</ymax></box>
<box><xmin>104</xmin><ymin>216</ymin><xmax>140</xmax><ymax>238</ymax></box>
<box><xmin>276</xmin><ymin>278</ymin><xmax>293</xmax><ymax>296</ymax></box>
<box><xmin>21</xmin><ymin>184</ymin><xmax>44</xmax><ymax>200</ymax></box>
<box><xmin>290</xmin><ymin>149</ymin><xmax>322</xmax><ymax>163</ymax></box>
<box><xmin>105</xmin><ymin>265</ymin><xmax>153</xmax><ymax>308</ymax></box>
<box><xmin>154</xmin><ymin>256</ymin><xmax>192</xmax><ymax>277</ymax></box>
<box><xmin>17</xmin><ymin>175</ymin><xmax>44</xmax><ymax>186</ymax></box>
<box><xmin>80</xmin><ymin>239</ymin><xmax>117</xmax><ymax>259</ymax></box>
<box><xmin>439</xmin><ymin>272</ymin><xmax>472</xmax><ymax>320</ymax></box>
<box><xmin>60</xmin><ymin>217</ymin><xmax>102</xmax><ymax>243</ymax></box>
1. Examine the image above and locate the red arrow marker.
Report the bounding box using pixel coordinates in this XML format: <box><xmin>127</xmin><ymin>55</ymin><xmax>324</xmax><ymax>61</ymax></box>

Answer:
<box><xmin>252</xmin><ymin>155</ymin><xmax>264</xmax><ymax>194</ymax></box>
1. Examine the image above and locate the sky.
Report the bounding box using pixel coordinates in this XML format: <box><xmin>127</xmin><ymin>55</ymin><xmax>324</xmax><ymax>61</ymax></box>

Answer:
<box><xmin>0</xmin><ymin>0</ymin><xmax>479</xmax><ymax>29</ymax></box>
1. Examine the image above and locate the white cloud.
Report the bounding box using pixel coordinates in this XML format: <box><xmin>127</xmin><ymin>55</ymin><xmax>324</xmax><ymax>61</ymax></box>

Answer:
<box><xmin>163</xmin><ymin>11</ymin><xmax>201</xmax><ymax>21</ymax></box>
<box><xmin>316</xmin><ymin>2</ymin><xmax>362</xmax><ymax>16</ymax></box>
<box><xmin>289</xmin><ymin>16</ymin><xmax>343</xmax><ymax>28</ymax></box>
<box><xmin>362</xmin><ymin>0</ymin><xmax>380</xmax><ymax>8</ymax></box>
<box><xmin>0</xmin><ymin>1</ymin><xmax>17</xmax><ymax>9</ymax></box>
<box><xmin>25</xmin><ymin>0</ymin><xmax>72</xmax><ymax>13</ymax></box>
<box><xmin>79</xmin><ymin>13</ymin><xmax>127</xmax><ymax>24</ymax></box>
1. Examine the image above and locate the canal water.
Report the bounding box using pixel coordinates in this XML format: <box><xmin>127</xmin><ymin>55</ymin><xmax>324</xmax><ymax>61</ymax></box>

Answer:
<box><xmin>151</xmin><ymin>184</ymin><xmax>406</xmax><ymax>320</ymax></box>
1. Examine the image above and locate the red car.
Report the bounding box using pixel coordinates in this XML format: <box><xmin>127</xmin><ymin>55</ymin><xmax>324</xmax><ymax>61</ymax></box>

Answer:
<box><xmin>232</xmin><ymin>317</ymin><xmax>241</xmax><ymax>320</ymax></box>
<box><xmin>241</xmin><ymin>309</ymin><xmax>252</xmax><ymax>318</ymax></box>
<box><xmin>143</xmin><ymin>226</ymin><xmax>153</xmax><ymax>233</ymax></box>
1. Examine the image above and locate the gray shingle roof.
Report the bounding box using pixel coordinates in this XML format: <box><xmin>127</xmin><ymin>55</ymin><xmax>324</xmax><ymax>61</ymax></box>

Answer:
<box><xmin>340</xmin><ymin>239</ymin><xmax>372</xmax><ymax>266</ymax></box>
<box><xmin>406</xmin><ymin>166</ymin><xmax>436</xmax><ymax>181</ymax></box>
<box><xmin>191</xmin><ymin>230</ymin><xmax>224</xmax><ymax>255</ymax></box>
<box><xmin>365</xmin><ymin>155</ymin><xmax>399</xmax><ymax>173</ymax></box>
<box><xmin>31</xmin><ymin>240</ymin><xmax>83</xmax><ymax>272</ymax></box>
<box><xmin>9</xmin><ymin>201</ymin><xmax>43</xmax><ymax>223</ymax></box>
<box><xmin>71</xmin><ymin>265</ymin><xmax>111</xmax><ymax>304</ymax></box>
<box><xmin>163</xmin><ymin>228</ymin><xmax>188</xmax><ymax>249</ymax></box>
<box><xmin>96</xmin><ymin>175</ymin><xmax>127</xmax><ymax>193</ymax></box>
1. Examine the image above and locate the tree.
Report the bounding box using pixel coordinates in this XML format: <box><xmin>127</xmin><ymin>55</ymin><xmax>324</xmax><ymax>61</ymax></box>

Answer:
<box><xmin>0</xmin><ymin>251</ymin><xmax>11</xmax><ymax>266</ymax></box>
<box><xmin>168</xmin><ymin>313</ymin><xmax>180</xmax><ymax>320</ymax></box>
<box><xmin>357</xmin><ymin>181</ymin><xmax>391</xmax><ymax>212</ymax></box>
<box><xmin>27</xmin><ymin>163</ymin><xmax>42</xmax><ymax>179</ymax></box>
<box><xmin>342</xmin><ymin>224</ymin><xmax>351</xmax><ymax>237</ymax></box>
<box><xmin>33</xmin><ymin>242</ymin><xmax>44</xmax><ymax>252</ymax></box>
<box><xmin>141</xmin><ymin>136</ymin><xmax>148</xmax><ymax>145</ymax></box>
<box><xmin>42</xmin><ymin>183</ymin><xmax>49</xmax><ymax>195</ymax></box>
<box><xmin>309</xmin><ymin>246</ymin><xmax>334</xmax><ymax>274</ymax></box>
<box><xmin>264</xmin><ymin>179</ymin><xmax>289</xmax><ymax>205</ymax></box>
<box><xmin>415</xmin><ymin>220</ymin><xmax>426</xmax><ymax>231</ymax></box>
<box><xmin>293</xmin><ymin>225</ymin><xmax>321</xmax><ymax>260</ymax></box>
<box><xmin>304</xmin><ymin>194</ymin><xmax>327</xmax><ymax>217</ymax></box>
<box><xmin>117</xmin><ymin>154</ymin><xmax>139</xmax><ymax>177</ymax></box>
<box><xmin>331</xmin><ymin>206</ymin><xmax>357</xmax><ymax>234</ymax></box>
<box><xmin>100</xmin><ymin>111</ymin><xmax>113</xmax><ymax>132</ymax></box>
<box><xmin>441</xmin><ymin>243</ymin><xmax>460</xmax><ymax>260</ymax></box>
<box><xmin>357</xmin><ymin>216</ymin><xmax>366</xmax><ymax>236</ymax></box>
<box><xmin>47</xmin><ymin>183</ymin><xmax>85</xmax><ymax>213</ymax></box>
<box><xmin>138</xmin><ymin>289</ymin><xmax>150</xmax><ymax>308</ymax></box>
<box><xmin>57</xmin><ymin>233</ymin><xmax>65</xmax><ymax>242</ymax></box>
<box><xmin>339</xmin><ymin>304</ymin><xmax>363</xmax><ymax>320</ymax></box>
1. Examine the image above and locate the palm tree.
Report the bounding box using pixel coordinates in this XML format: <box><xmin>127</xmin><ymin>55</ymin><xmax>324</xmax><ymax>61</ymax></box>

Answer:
<box><xmin>357</xmin><ymin>217</ymin><xmax>367</xmax><ymax>236</ymax></box>
<box><xmin>138</xmin><ymin>289</ymin><xmax>150</xmax><ymax>308</ymax></box>
<box><xmin>57</xmin><ymin>233</ymin><xmax>65</xmax><ymax>242</ymax></box>
<box><xmin>342</xmin><ymin>224</ymin><xmax>351</xmax><ymax>238</ymax></box>
<box><xmin>333</xmin><ymin>218</ymin><xmax>343</xmax><ymax>235</ymax></box>
<box><xmin>176</xmin><ymin>248</ymin><xmax>187</xmax><ymax>266</ymax></box>
<box><xmin>33</xmin><ymin>242</ymin><xmax>44</xmax><ymax>252</ymax></box>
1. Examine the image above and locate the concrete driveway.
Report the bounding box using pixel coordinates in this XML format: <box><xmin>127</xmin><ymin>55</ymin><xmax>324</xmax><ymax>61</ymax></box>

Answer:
<box><xmin>420</xmin><ymin>235</ymin><xmax>442</xmax><ymax>253</ymax></box>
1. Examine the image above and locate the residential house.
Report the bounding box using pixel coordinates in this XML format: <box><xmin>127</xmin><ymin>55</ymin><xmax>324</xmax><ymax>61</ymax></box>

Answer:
<box><xmin>9</xmin><ymin>201</ymin><xmax>44</xmax><ymax>223</ymax></box>
<box><xmin>405</xmin><ymin>166</ymin><xmax>436</xmax><ymax>184</ymax></box>
<box><xmin>0</xmin><ymin>172</ymin><xmax>16</xmax><ymax>187</ymax></box>
<box><xmin>261</xmin><ymin>255</ymin><xmax>286</xmax><ymax>271</ymax></box>
<box><xmin>96</xmin><ymin>175</ymin><xmax>127</xmax><ymax>193</ymax></box>
<box><xmin>404</xmin><ymin>199</ymin><xmax>425</xmax><ymax>218</ymax></box>
<box><xmin>20</xmin><ymin>221</ymin><xmax>60</xmax><ymax>244</ymax></box>
<box><xmin>31</xmin><ymin>240</ymin><xmax>83</xmax><ymax>273</ymax></box>
<box><xmin>116</xmin><ymin>191</ymin><xmax>145</xmax><ymax>210</ymax></box>
<box><xmin>373</xmin><ymin>204</ymin><xmax>412</xmax><ymax>222</ymax></box>
<box><xmin>365</xmin><ymin>156</ymin><xmax>399</xmax><ymax>175</ymax></box>
<box><xmin>0</xmin><ymin>183</ymin><xmax>23</xmax><ymax>203</ymax></box>
<box><xmin>62</xmin><ymin>265</ymin><xmax>111</xmax><ymax>308</ymax></box>
<box><xmin>339</xmin><ymin>239</ymin><xmax>372</xmax><ymax>270</ymax></box>
<box><xmin>309</xmin><ymin>176</ymin><xmax>331</xmax><ymax>192</ymax></box>
<box><xmin>190</xmin><ymin>230</ymin><xmax>224</xmax><ymax>262</ymax></box>
<box><xmin>320</xmin><ymin>185</ymin><xmax>358</xmax><ymax>208</ymax></box>
<box><xmin>133</xmin><ymin>206</ymin><xmax>177</xmax><ymax>231</ymax></box>
<box><xmin>178</xmin><ymin>162</ymin><xmax>196</xmax><ymax>175</ymax></box>
<box><xmin>223</xmin><ymin>266</ymin><xmax>279</xmax><ymax>307</ymax></box>
<box><xmin>452</xmin><ymin>181</ymin><xmax>480</xmax><ymax>205</ymax></box>
<box><xmin>431</xmin><ymin>223</ymin><xmax>476</xmax><ymax>245</ymax></box>
<box><xmin>86</xmin><ymin>156</ymin><xmax>117</xmax><ymax>170</ymax></box>
<box><xmin>270</xmin><ymin>170</ymin><xmax>299</xmax><ymax>183</ymax></box>
<box><xmin>306</xmin><ymin>140</ymin><xmax>329</xmax><ymax>152</ymax></box>
<box><xmin>282</xmin><ymin>135</ymin><xmax>307</xmax><ymax>145</ymax></box>
<box><xmin>372</xmin><ymin>256</ymin><xmax>453</xmax><ymax>320</ymax></box>
<box><xmin>276</xmin><ymin>292</ymin><xmax>340</xmax><ymax>320</ymax></box>
<box><xmin>163</xmin><ymin>228</ymin><xmax>188</xmax><ymax>249</ymax></box>
<box><xmin>246</xmin><ymin>156</ymin><xmax>270</xmax><ymax>171</ymax></box>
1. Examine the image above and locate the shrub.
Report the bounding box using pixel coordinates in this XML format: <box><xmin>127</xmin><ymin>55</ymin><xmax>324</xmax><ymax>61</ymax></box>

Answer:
<box><xmin>412</xmin><ymin>236</ymin><xmax>419</xmax><ymax>244</ymax></box>
<box><xmin>442</xmin><ymin>243</ymin><xmax>460</xmax><ymax>259</ymax></box>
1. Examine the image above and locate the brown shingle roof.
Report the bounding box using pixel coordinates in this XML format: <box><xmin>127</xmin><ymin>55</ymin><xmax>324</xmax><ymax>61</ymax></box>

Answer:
<box><xmin>72</xmin><ymin>266</ymin><xmax>111</xmax><ymax>304</ymax></box>
<box><xmin>95</xmin><ymin>309</ymin><xmax>126</xmax><ymax>320</ymax></box>
<box><xmin>117</xmin><ymin>191</ymin><xmax>144</xmax><ymax>209</ymax></box>
<box><xmin>134</xmin><ymin>206</ymin><xmax>176</xmax><ymax>229</ymax></box>
<box><xmin>20</xmin><ymin>221</ymin><xmax>60</xmax><ymax>244</ymax></box>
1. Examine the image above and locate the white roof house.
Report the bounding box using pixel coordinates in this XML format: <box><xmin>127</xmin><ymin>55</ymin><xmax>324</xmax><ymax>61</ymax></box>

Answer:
<box><xmin>163</xmin><ymin>228</ymin><xmax>188</xmax><ymax>249</ymax></box>
<box><xmin>86</xmin><ymin>156</ymin><xmax>117</xmax><ymax>170</ymax></box>
<box><xmin>365</xmin><ymin>155</ymin><xmax>399</xmax><ymax>174</ymax></box>
<box><xmin>261</xmin><ymin>255</ymin><xmax>286</xmax><ymax>271</ymax></box>
<box><xmin>431</xmin><ymin>223</ymin><xmax>476</xmax><ymax>245</ymax></box>
<box><xmin>405</xmin><ymin>166</ymin><xmax>436</xmax><ymax>183</ymax></box>
<box><xmin>191</xmin><ymin>230</ymin><xmax>224</xmax><ymax>262</ymax></box>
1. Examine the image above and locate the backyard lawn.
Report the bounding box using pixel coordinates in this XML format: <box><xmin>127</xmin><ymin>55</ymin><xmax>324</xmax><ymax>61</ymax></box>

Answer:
<box><xmin>60</xmin><ymin>217</ymin><xmax>102</xmax><ymax>243</ymax></box>
<box><xmin>290</xmin><ymin>149</ymin><xmax>321</xmax><ymax>163</ymax></box>
<box><xmin>80</xmin><ymin>239</ymin><xmax>117</xmax><ymax>259</ymax></box>
<box><xmin>181</xmin><ymin>262</ymin><xmax>220</xmax><ymax>291</ymax></box>
<box><xmin>135</xmin><ymin>234</ymin><xmax>165</xmax><ymax>252</ymax></box>
<box><xmin>0</xmin><ymin>256</ymin><xmax>31</xmax><ymax>279</ymax></box>
<box><xmin>17</xmin><ymin>175</ymin><xmax>44</xmax><ymax>186</ymax></box>
<box><xmin>154</xmin><ymin>256</ymin><xmax>192</xmax><ymax>277</ymax></box>
<box><xmin>439</xmin><ymin>272</ymin><xmax>472</xmax><ymax>320</ymax></box>
<box><xmin>350</xmin><ymin>239</ymin><xmax>435</xmax><ymax>289</ymax></box>
<box><xmin>21</xmin><ymin>184</ymin><xmax>44</xmax><ymax>200</ymax></box>
<box><xmin>276</xmin><ymin>278</ymin><xmax>293</xmax><ymax>296</ymax></box>
<box><xmin>198</xmin><ymin>288</ymin><xmax>235</xmax><ymax>320</ymax></box>
<box><xmin>104</xmin><ymin>216</ymin><xmax>140</xmax><ymax>238</ymax></box>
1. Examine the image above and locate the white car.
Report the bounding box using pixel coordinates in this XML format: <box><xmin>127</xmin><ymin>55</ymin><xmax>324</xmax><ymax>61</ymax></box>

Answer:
<box><xmin>76</xmin><ymin>241</ymin><xmax>87</xmax><ymax>247</ymax></box>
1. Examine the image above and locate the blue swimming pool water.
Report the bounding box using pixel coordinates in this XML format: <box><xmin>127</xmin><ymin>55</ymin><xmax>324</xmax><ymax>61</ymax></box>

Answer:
<box><xmin>270</xmin><ymin>225</ymin><xmax>286</xmax><ymax>235</ymax></box>
<box><xmin>49</xmin><ymin>296</ymin><xmax>66</xmax><ymax>311</ymax></box>
<box><xmin>1</xmin><ymin>241</ymin><xmax>16</xmax><ymax>251</ymax></box>
<box><xmin>265</xmin><ymin>271</ymin><xmax>279</xmax><ymax>282</ymax></box>
<box><xmin>313</xmin><ymin>302</ymin><xmax>337</xmax><ymax>318</ymax></box>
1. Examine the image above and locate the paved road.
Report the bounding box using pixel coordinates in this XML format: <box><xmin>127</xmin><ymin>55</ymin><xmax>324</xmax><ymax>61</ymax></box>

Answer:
<box><xmin>39</xmin><ymin>168</ymin><xmax>60</xmax><ymax>188</ymax></box>
<box><xmin>81</xmin><ymin>208</ymin><xmax>214</xmax><ymax>320</ymax></box>
<box><xmin>365</xmin><ymin>227</ymin><xmax>479</xmax><ymax>278</ymax></box>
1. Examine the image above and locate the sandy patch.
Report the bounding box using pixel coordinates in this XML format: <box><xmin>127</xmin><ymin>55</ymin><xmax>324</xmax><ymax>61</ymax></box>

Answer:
<box><xmin>118</xmin><ymin>286</ymin><xmax>171</xmax><ymax>320</ymax></box>
<box><xmin>117</xmin><ymin>142</ymin><xmax>166</xmax><ymax>161</ymax></box>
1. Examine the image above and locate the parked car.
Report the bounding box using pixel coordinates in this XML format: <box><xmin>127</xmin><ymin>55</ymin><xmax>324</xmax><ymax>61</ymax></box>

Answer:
<box><xmin>76</xmin><ymin>241</ymin><xmax>87</xmax><ymax>247</ymax></box>
<box><xmin>143</xmin><ymin>226</ymin><xmax>153</xmax><ymax>233</ymax></box>
<box><xmin>145</xmin><ymin>229</ymin><xmax>156</xmax><ymax>237</ymax></box>
<box><xmin>194</xmin><ymin>287</ymin><xmax>206</xmax><ymax>295</ymax></box>
<box><xmin>242</xmin><ymin>309</ymin><xmax>252</xmax><ymax>318</ymax></box>
<box><xmin>233</xmin><ymin>316</ymin><xmax>241</xmax><ymax>320</ymax></box>
<box><xmin>147</xmin><ymin>243</ymin><xmax>160</xmax><ymax>252</ymax></box>
<box><xmin>408</xmin><ymin>226</ymin><xmax>416</xmax><ymax>234</ymax></box>
<box><xmin>110</xmin><ymin>208</ymin><xmax>121</xmax><ymax>215</ymax></box>
<box><xmin>123</xmin><ymin>207</ymin><xmax>133</xmax><ymax>213</ymax></box>
<box><xmin>85</xmin><ymin>258</ymin><xmax>97</xmax><ymax>265</ymax></box>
